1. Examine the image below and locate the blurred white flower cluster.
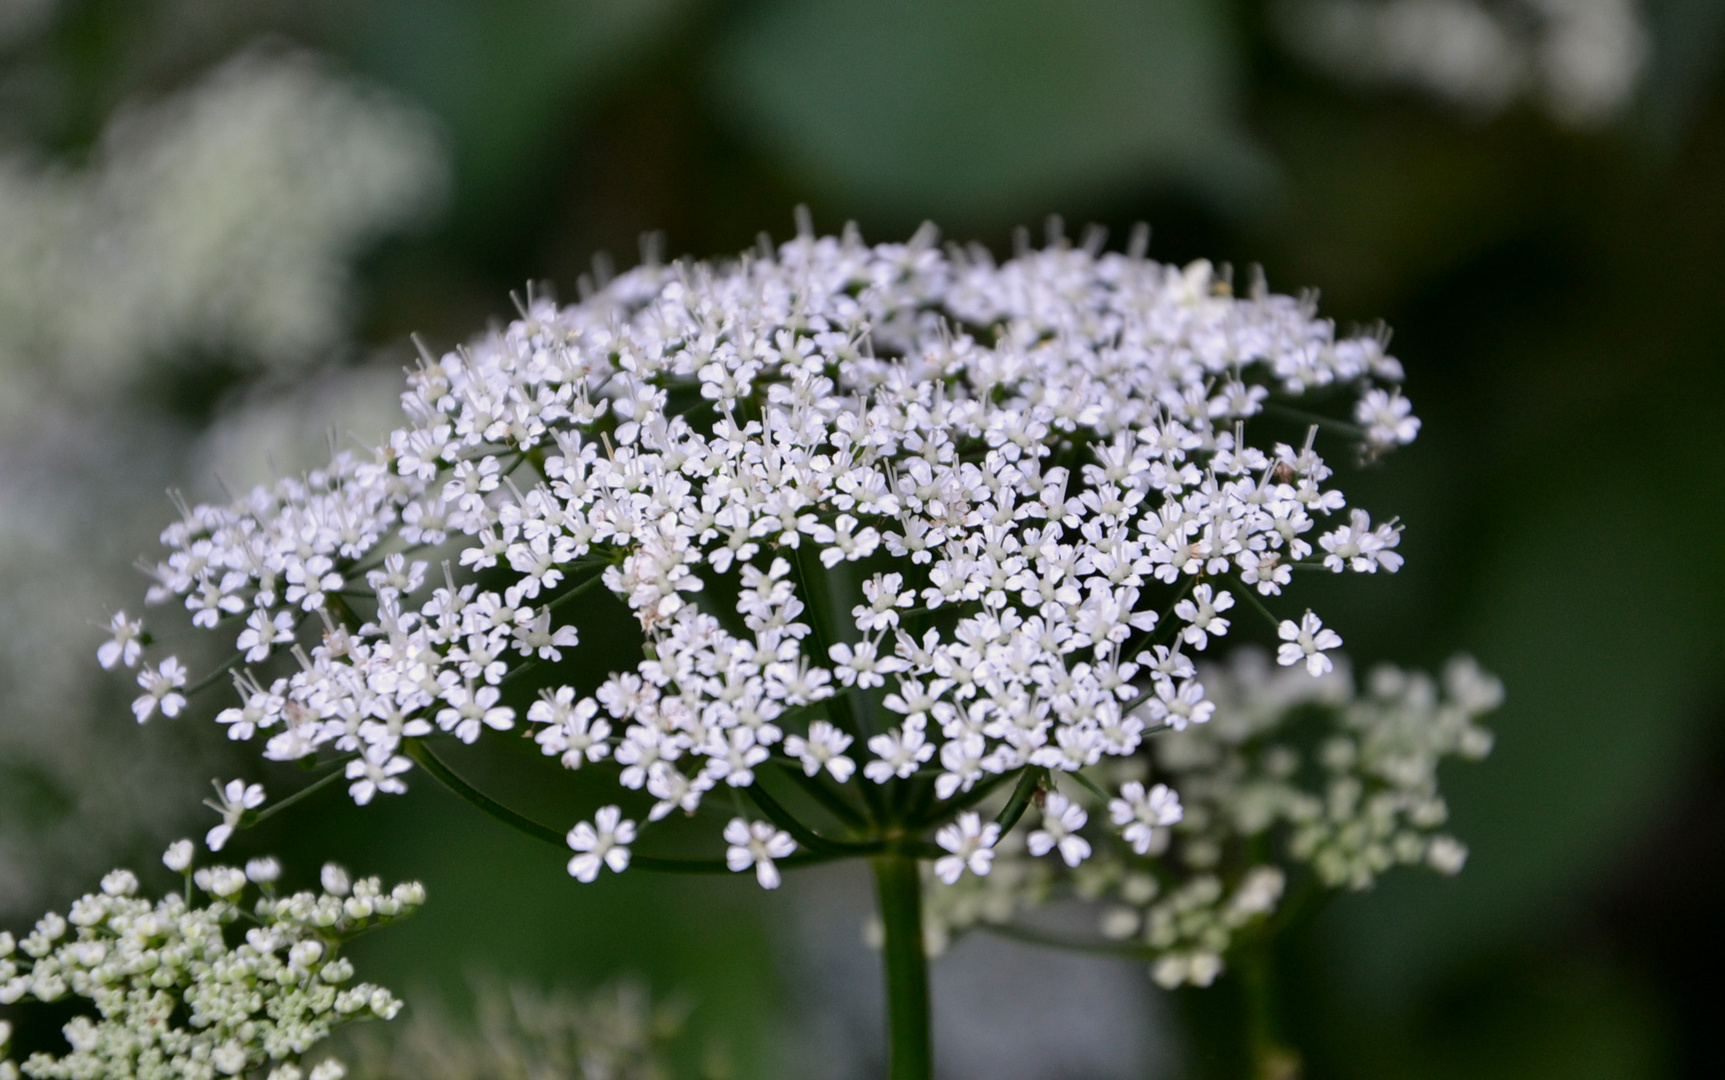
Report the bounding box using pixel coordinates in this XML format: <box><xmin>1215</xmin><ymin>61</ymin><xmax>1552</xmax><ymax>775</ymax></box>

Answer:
<box><xmin>0</xmin><ymin>851</ymin><xmax>421</xmax><ymax>1080</ymax></box>
<box><xmin>922</xmin><ymin>649</ymin><xmax>1501</xmax><ymax>987</ymax></box>
<box><xmin>117</xmin><ymin>217</ymin><xmax>1419</xmax><ymax>891</ymax></box>
<box><xmin>1276</xmin><ymin>0</ymin><xmax>1650</xmax><ymax>128</ymax></box>
<box><xmin>0</xmin><ymin>48</ymin><xmax>442</xmax><ymax>405</ymax></box>
<box><xmin>0</xmin><ymin>43</ymin><xmax>443</xmax><ymax>916</ymax></box>
<box><xmin>347</xmin><ymin>980</ymin><xmax>700</xmax><ymax>1080</ymax></box>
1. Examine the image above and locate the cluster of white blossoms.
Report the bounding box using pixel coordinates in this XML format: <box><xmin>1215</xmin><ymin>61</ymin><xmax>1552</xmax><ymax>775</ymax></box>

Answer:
<box><xmin>0</xmin><ymin>848</ymin><xmax>420</xmax><ymax>1080</ymax></box>
<box><xmin>112</xmin><ymin>220</ymin><xmax>1420</xmax><ymax>887</ymax></box>
<box><xmin>921</xmin><ymin>648</ymin><xmax>1500</xmax><ymax>987</ymax></box>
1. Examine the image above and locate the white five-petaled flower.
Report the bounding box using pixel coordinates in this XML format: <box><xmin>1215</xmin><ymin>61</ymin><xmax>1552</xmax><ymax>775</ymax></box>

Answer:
<box><xmin>724</xmin><ymin>818</ymin><xmax>796</xmax><ymax>889</ymax></box>
<box><xmin>132</xmin><ymin>657</ymin><xmax>188</xmax><ymax>722</ymax></box>
<box><xmin>435</xmin><ymin>679</ymin><xmax>515</xmax><ymax>743</ymax></box>
<box><xmin>202</xmin><ymin>779</ymin><xmax>265</xmax><ymax>851</ymax></box>
<box><xmin>1173</xmin><ymin>585</ymin><xmax>1233</xmax><ymax>650</ymax></box>
<box><xmin>1028</xmin><ymin>792</ymin><xmax>1092</xmax><ymax>867</ymax></box>
<box><xmin>97</xmin><ymin>611</ymin><xmax>144</xmax><ymax>669</ymax></box>
<box><xmin>783</xmin><ymin>720</ymin><xmax>856</xmax><ymax>782</ymax></box>
<box><xmin>1108</xmin><ymin>780</ymin><xmax>1184</xmax><ymax>855</ymax></box>
<box><xmin>567</xmin><ymin>806</ymin><xmax>636</xmax><ymax>882</ymax></box>
<box><xmin>1143</xmin><ymin>678</ymin><xmax>1215</xmax><ymax>731</ymax></box>
<box><xmin>235</xmin><ymin>608</ymin><xmax>296</xmax><ymax>662</ymax></box>
<box><xmin>1318</xmin><ymin>508</ymin><xmax>1403</xmax><ymax>574</ymax></box>
<box><xmin>345</xmin><ymin>747</ymin><xmax>410</xmax><ymax>804</ymax></box>
<box><xmin>934</xmin><ymin>811</ymin><xmax>1000</xmax><ymax>884</ymax></box>
<box><xmin>864</xmin><ymin>723</ymin><xmax>934</xmax><ymax>783</ymax></box>
<box><xmin>1356</xmin><ymin>388</ymin><xmax>1420</xmax><ymax>449</ymax></box>
<box><xmin>1277</xmin><ymin>610</ymin><xmax>1343</xmax><ymax>676</ymax></box>
<box><xmin>828</xmin><ymin>639</ymin><xmax>901</xmax><ymax>689</ymax></box>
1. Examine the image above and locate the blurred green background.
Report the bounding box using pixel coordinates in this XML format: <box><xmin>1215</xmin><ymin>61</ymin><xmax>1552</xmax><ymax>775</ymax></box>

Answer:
<box><xmin>1</xmin><ymin>1</ymin><xmax>1722</xmax><ymax>1077</ymax></box>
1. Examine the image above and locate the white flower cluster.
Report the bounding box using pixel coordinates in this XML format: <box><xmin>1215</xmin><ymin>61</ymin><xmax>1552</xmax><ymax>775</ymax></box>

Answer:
<box><xmin>117</xmin><ymin>220</ymin><xmax>1417</xmax><ymax>886</ymax></box>
<box><xmin>922</xmin><ymin>648</ymin><xmax>1500</xmax><ymax>987</ymax></box>
<box><xmin>0</xmin><ymin>39</ymin><xmax>443</xmax><ymax>921</ymax></box>
<box><xmin>1274</xmin><ymin>0</ymin><xmax>1649</xmax><ymax>129</ymax></box>
<box><xmin>0</xmin><ymin>849</ymin><xmax>421</xmax><ymax>1080</ymax></box>
<box><xmin>0</xmin><ymin>48</ymin><xmax>444</xmax><ymax>402</ymax></box>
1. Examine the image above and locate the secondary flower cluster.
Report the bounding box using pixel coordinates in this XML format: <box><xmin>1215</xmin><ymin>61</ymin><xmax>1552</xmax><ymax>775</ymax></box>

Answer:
<box><xmin>113</xmin><ymin>221</ymin><xmax>1416</xmax><ymax>884</ymax></box>
<box><xmin>921</xmin><ymin>649</ymin><xmax>1500</xmax><ymax>987</ymax></box>
<box><xmin>0</xmin><ymin>849</ymin><xmax>421</xmax><ymax>1080</ymax></box>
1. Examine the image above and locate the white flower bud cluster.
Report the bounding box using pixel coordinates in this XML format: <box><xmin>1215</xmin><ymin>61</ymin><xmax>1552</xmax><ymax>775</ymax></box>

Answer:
<box><xmin>113</xmin><ymin>221</ymin><xmax>1416</xmax><ymax>885</ymax></box>
<box><xmin>921</xmin><ymin>648</ymin><xmax>1499</xmax><ymax>987</ymax></box>
<box><xmin>0</xmin><ymin>849</ymin><xmax>422</xmax><ymax>1080</ymax></box>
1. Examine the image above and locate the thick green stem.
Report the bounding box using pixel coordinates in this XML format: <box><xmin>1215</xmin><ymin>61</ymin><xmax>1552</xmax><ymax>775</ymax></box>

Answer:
<box><xmin>1239</xmin><ymin>948</ymin><xmax>1302</xmax><ymax>1080</ymax></box>
<box><xmin>872</xmin><ymin>854</ymin><xmax>933</xmax><ymax>1080</ymax></box>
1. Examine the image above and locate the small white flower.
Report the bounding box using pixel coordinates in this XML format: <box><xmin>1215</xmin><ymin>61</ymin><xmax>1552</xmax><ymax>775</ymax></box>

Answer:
<box><xmin>646</xmin><ymin>761</ymin><xmax>713</xmax><ymax>821</ymax></box>
<box><xmin>162</xmin><ymin>839</ymin><xmax>195</xmax><ymax>872</ymax></box>
<box><xmin>1143</xmin><ymin>677</ymin><xmax>1216</xmax><ymax>731</ymax></box>
<box><xmin>512</xmin><ymin>607</ymin><xmax>579</xmax><ymax>660</ymax></box>
<box><xmin>245</xmin><ymin>857</ymin><xmax>282</xmax><ymax>883</ymax></box>
<box><xmin>724</xmin><ymin>818</ymin><xmax>796</xmax><ymax>889</ymax></box>
<box><xmin>1027</xmin><ymin>792</ymin><xmax>1092</xmax><ymax>867</ymax></box>
<box><xmin>99</xmin><ymin>870</ymin><xmax>139</xmax><ymax>897</ymax></box>
<box><xmin>436</xmin><ymin>678</ymin><xmax>515</xmax><ymax>743</ymax></box>
<box><xmin>132</xmin><ymin>657</ymin><xmax>188</xmax><ymax>722</ymax></box>
<box><xmin>321</xmin><ymin>863</ymin><xmax>352</xmax><ymax>896</ymax></box>
<box><xmin>1356</xmin><ymin>388</ymin><xmax>1420</xmax><ymax>448</ymax></box>
<box><xmin>1173</xmin><ymin>584</ymin><xmax>1233</xmax><ymax>650</ymax></box>
<box><xmin>567</xmin><ymin>806</ymin><xmax>636</xmax><ymax>882</ymax></box>
<box><xmin>97</xmin><ymin>611</ymin><xmax>144</xmax><ymax>670</ymax></box>
<box><xmin>828</xmin><ymin>639</ymin><xmax>900</xmax><ymax>689</ymax></box>
<box><xmin>933</xmin><ymin>812</ymin><xmax>999</xmax><ymax>884</ymax></box>
<box><xmin>203</xmin><ymin>779</ymin><xmax>265</xmax><ymax>851</ymax></box>
<box><xmin>783</xmin><ymin>720</ymin><xmax>855</xmax><ymax>782</ymax></box>
<box><xmin>236</xmin><ymin>608</ymin><xmax>296</xmax><ymax>663</ymax></box>
<box><xmin>1427</xmin><ymin>836</ymin><xmax>1468</xmax><ymax>875</ymax></box>
<box><xmin>1108</xmin><ymin>781</ymin><xmax>1183</xmax><ymax>854</ymax></box>
<box><xmin>345</xmin><ymin>747</ymin><xmax>411</xmax><ymax>804</ymax></box>
<box><xmin>1277</xmin><ymin>610</ymin><xmax>1343</xmax><ymax>676</ymax></box>
<box><xmin>309</xmin><ymin>1061</ymin><xmax>347</xmax><ymax>1080</ymax></box>
<box><xmin>864</xmin><ymin>723</ymin><xmax>933</xmax><ymax>783</ymax></box>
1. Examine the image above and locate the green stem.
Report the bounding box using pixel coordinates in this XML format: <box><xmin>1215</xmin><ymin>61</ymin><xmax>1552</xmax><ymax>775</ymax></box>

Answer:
<box><xmin>914</xmin><ymin>768</ymin><xmax>1017</xmax><ymax>824</ymax></box>
<box><xmin>872</xmin><ymin>854</ymin><xmax>933</xmax><ymax>1080</ymax></box>
<box><xmin>1238</xmin><ymin>947</ymin><xmax>1302</xmax><ymax>1080</ymax></box>
<box><xmin>743</xmin><ymin>781</ymin><xmax>881</xmax><ymax>855</ymax></box>
<box><xmin>546</xmin><ymin>565</ymin><xmax>611</xmax><ymax>611</ymax></box>
<box><xmin>183</xmin><ymin>650</ymin><xmax>249</xmax><ymax>699</ymax></box>
<box><xmin>788</xmin><ymin>544</ymin><xmax>885</xmax><ymax>823</ymax></box>
<box><xmin>1261</xmin><ymin>402</ymin><xmax>1367</xmax><ymax>441</ymax></box>
<box><xmin>994</xmin><ymin>766</ymin><xmax>1046</xmax><ymax>833</ymax></box>
<box><xmin>772</xmin><ymin>760</ymin><xmax>868</xmax><ymax>830</ymax></box>
<box><xmin>248</xmin><ymin>756</ymin><xmax>355</xmax><ymax>826</ymax></box>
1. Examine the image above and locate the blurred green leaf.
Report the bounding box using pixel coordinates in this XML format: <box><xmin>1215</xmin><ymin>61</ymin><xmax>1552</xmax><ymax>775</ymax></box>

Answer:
<box><xmin>1334</xmin><ymin>954</ymin><xmax>1675</xmax><ymax>1080</ymax></box>
<box><xmin>1316</xmin><ymin>344</ymin><xmax>1725</xmax><ymax>1003</ymax></box>
<box><xmin>707</xmin><ymin>0</ymin><xmax>1273</xmax><ymax>229</ymax></box>
<box><xmin>331</xmin><ymin>0</ymin><xmax>693</xmax><ymax>236</ymax></box>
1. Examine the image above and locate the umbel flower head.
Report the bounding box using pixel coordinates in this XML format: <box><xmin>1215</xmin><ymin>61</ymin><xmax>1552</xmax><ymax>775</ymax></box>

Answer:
<box><xmin>0</xmin><ymin>848</ymin><xmax>421</xmax><ymax>1080</ymax></box>
<box><xmin>115</xmin><ymin>217</ymin><xmax>1419</xmax><ymax>891</ymax></box>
